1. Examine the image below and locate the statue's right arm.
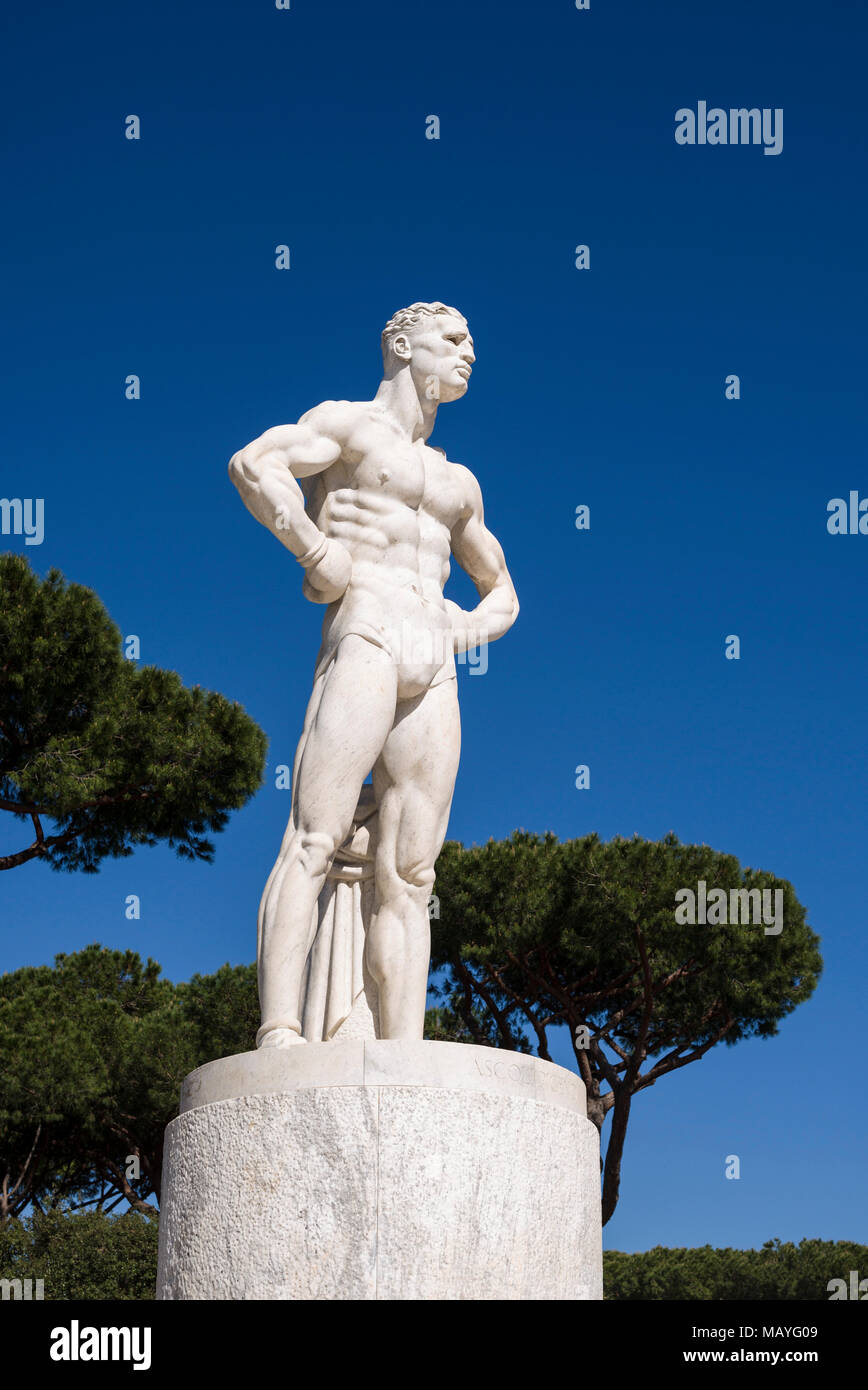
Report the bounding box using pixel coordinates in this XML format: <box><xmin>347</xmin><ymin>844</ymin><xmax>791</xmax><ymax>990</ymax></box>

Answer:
<box><xmin>228</xmin><ymin>413</ymin><xmax>340</xmax><ymax>555</ymax></box>
<box><xmin>228</xmin><ymin>406</ymin><xmax>352</xmax><ymax>603</ymax></box>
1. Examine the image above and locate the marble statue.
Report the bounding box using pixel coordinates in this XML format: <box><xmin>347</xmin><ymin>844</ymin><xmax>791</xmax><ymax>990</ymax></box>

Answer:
<box><xmin>228</xmin><ymin>302</ymin><xmax>519</xmax><ymax>1048</ymax></box>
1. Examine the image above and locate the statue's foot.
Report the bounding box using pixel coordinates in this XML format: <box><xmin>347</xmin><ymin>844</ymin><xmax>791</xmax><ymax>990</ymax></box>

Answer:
<box><xmin>257</xmin><ymin>1027</ymin><xmax>307</xmax><ymax>1049</ymax></box>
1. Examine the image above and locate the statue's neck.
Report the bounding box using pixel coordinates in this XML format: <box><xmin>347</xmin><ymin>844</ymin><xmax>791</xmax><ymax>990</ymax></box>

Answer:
<box><xmin>374</xmin><ymin>370</ymin><xmax>437</xmax><ymax>443</ymax></box>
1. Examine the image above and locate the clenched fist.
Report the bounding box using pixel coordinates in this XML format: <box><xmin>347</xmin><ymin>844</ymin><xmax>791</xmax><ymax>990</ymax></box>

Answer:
<box><xmin>300</xmin><ymin>534</ymin><xmax>353</xmax><ymax>604</ymax></box>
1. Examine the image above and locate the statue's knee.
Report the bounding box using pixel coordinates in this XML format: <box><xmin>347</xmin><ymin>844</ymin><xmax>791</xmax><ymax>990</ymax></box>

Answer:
<box><xmin>411</xmin><ymin>864</ymin><xmax>436</xmax><ymax>892</ymax></box>
<box><xmin>394</xmin><ymin>860</ymin><xmax>436</xmax><ymax>901</ymax></box>
<box><xmin>295</xmin><ymin>829</ymin><xmax>338</xmax><ymax>879</ymax></box>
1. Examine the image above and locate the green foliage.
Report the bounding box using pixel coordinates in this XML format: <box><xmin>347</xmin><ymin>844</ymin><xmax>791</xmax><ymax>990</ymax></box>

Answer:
<box><xmin>0</xmin><ymin>1210</ymin><xmax>158</xmax><ymax>1300</ymax></box>
<box><xmin>176</xmin><ymin>960</ymin><xmax>260</xmax><ymax>1063</ymax></box>
<box><xmin>423</xmin><ymin>1004</ymin><xmax>499</xmax><ymax>1045</ymax></box>
<box><xmin>3</xmin><ymin>1210</ymin><xmax>860</xmax><ymax>1302</ymax></box>
<box><xmin>0</xmin><ymin>946</ymin><xmax>259</xmax><ymax>1223</ymax></box>
<box><xmin>604</xmin><ymin>1239</ymin><xmax>868</xmax><ymax>1300</ymax></box>
<box><xmin>0</xmin><ymin>553</ymin><xmax>267</xmax><ymax>872</ymax></box>
<box><xmin>432</xmin><ymin>830</ymin><xmax>821</xmax><ymax>1054</ymax></box>
<box><xmin>430</xmin><ymin>830</ymin><xmax>822</xmax><ymax>1222</ymax></box>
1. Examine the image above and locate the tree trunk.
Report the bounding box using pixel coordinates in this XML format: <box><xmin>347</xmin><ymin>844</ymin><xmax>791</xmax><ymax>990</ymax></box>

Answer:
<box><xmin>600</xmin><ymin>1087</ymin><xmax>632</xmax><ymax>1226</ymax></box>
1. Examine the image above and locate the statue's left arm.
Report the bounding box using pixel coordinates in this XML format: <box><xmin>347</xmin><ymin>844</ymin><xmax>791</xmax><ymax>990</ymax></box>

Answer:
<box><xmin>447</xmin><ymin>466</ymin><xmax>519</xmax><ymax>654</ymax></box>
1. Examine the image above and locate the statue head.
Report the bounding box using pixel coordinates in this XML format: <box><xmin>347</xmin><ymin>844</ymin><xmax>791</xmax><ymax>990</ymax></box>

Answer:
<box><xmin>380</xmin><ymin>301</ymin><xmax>475</xmax><ymax>404</ymax></box>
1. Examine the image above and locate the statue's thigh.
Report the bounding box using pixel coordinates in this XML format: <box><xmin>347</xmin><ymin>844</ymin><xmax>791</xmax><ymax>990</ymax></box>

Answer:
<box><xmin>373</xmin><ymin>679</ymin><xmax>460</xmax><ymax>872</ymax></box>
<box><xmin>294</xmin><ymin>636</ymin><xmax>396</xmax><ymax>830</ymax></box>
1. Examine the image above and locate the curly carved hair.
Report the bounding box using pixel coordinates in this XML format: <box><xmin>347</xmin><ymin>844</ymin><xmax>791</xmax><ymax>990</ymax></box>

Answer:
<box><xmin>380</xmin><ymin>301</ymin><xmax>467</xmax><ymax>362</ymax></box>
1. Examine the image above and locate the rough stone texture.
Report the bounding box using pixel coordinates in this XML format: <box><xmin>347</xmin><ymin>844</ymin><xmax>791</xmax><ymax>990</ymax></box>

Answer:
<box><xmin>158</xmin><ymin>1088</ymin><xmax>378</xmax><ymax>1301</ymax></box>
<box><xmin>179</xmin><ymin>1039</ymin><xmax>366</xmax><ymax>1113</ymax></box>
<box><xmin>375</xmin><ymin>1088</ymin><xmax>600</xmax><ymax>1301</ymax></box>
<box><xmin>364</xmin><ymin>1038</ymin><xmax>587</xmax><ymax>1115</ymax></box>
<box><xmin>179</xmin><ymin>1039</ymin><xmax>586</xmax><ymax>1117</ymax></box>
<box><xmin>157</xmin><ymin>1042</ymin><xmax>602</xmax><ymax>1301</ymax></box>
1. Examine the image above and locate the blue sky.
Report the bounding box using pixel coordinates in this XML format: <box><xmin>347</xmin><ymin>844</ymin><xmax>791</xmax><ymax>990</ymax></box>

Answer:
<box><xmin>3</xmin><ymin>0</ymin><xmax>866</xmax><ymax>1252</ymax></box>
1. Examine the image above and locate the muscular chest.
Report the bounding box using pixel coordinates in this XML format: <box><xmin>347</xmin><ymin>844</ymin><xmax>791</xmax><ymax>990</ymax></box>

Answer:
<box><xmin>418</xmin><ymin>450</ymin><xmax>468</xmax><ymax>536</ymax></box>
<box><xmin>337</xmin><ymin>427</ymin><xmax>465</xmax><ymax>528</ymax></box>
<box><xmin>337</xmin><ymin>423</ymin><xmax>427</xmax><ymax>508</ymax></box>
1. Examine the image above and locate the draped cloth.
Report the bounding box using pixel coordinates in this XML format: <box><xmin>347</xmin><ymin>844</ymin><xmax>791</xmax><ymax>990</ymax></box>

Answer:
<box><xmin>301</xmin><ymin>787</ymin><xmax>380</xmax><ymax>1041</ymax></box>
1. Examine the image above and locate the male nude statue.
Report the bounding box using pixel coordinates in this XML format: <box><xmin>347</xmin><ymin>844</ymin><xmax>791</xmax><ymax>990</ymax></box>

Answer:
<box><xmin>229</xmin><ymin>302</ymin><xmax>518</xmax><ymax>1048</ymax></box>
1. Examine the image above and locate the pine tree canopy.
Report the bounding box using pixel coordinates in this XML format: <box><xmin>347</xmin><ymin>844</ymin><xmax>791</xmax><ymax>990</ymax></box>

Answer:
<box><xmin>429</xmin><ymin>829</ymin><xmax>822</xmax><ymax>1223</ymax></box>
<box><xmin>0</xmin><ymin>555</ymin><xmax>267</xmax><ymax>873</ymax></box>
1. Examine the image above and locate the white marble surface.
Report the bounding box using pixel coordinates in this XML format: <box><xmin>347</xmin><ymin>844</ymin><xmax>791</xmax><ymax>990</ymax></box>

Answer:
<box><xmin>179</xmin><ymin>1039</ymin><xmax>587</xmax><ymax>1116</ymax></box>
<box><xmin>228</xmin><ymin>304</ymin><xmax>519</xmax><ymax>1046</ymax></box>
<box><xmin>158</xmin><ymin>1043</ymin><xmax>602</xmax><ymax>1301</ymax></box>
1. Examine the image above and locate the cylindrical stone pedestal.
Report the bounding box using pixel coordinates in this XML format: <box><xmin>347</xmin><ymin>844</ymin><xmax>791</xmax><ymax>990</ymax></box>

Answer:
<box><xmin>156</xmin><ymin>1040</ymin><xmax>602</xmax><ymax>1300</ymax></box>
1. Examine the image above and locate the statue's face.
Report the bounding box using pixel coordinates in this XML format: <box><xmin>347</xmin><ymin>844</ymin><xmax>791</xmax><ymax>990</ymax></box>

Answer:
<box><xmin>397</xmin><ymin>313</ymin><xmax>475</xmax><ymax>404</ymax></box>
